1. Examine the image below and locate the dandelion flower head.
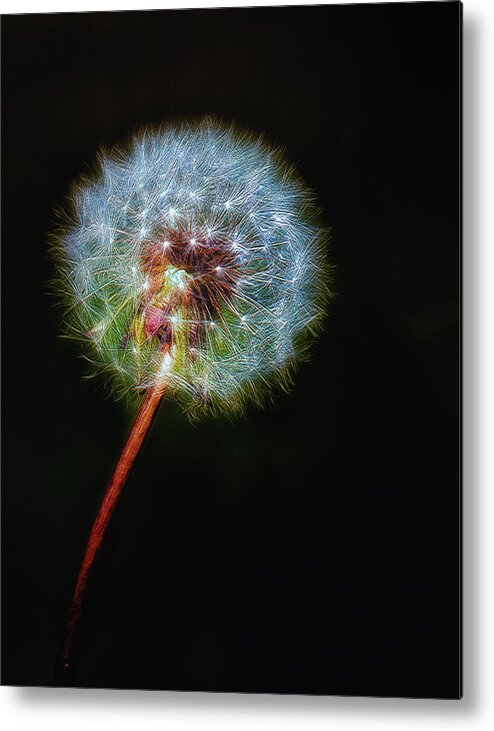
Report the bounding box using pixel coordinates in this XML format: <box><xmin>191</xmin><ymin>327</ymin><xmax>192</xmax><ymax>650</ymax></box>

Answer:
<box><xmin>54</xmin><ymin>118</ymin><xmax>330</xmax><ymax>416</ymax></box>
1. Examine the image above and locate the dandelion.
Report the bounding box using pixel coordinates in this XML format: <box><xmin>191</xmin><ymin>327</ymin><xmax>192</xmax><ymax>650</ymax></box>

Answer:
<box><xmin>52</xmin><ymin>117</ymin><xmax>330</xmax><ymax>673</ymax></box>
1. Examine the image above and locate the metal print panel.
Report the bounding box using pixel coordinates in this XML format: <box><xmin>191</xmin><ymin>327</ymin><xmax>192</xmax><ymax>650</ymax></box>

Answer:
<box><xmin>1</xmin><ymin>1</ymin><xmax>462</xmax><ymax>698</ymax></box>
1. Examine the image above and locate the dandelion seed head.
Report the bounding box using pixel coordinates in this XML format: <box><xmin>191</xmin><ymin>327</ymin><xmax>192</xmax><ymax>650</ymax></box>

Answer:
<box><xmin>52</xmin><ymin>117</ymin><xmax>331</xmax><ymax>417</ymax></box>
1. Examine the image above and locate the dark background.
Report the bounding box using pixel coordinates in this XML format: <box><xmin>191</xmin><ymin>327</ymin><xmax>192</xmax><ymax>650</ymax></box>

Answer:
<box><xmin>1</xmin><ymin>2</ymin><xmax>461</xmax><ymax>697</ymax></box>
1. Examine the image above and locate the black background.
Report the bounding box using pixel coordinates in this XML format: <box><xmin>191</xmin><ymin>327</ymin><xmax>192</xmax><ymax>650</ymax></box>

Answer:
<box><xmin>1</xmin><ymin>2</ymin><xmax>461</xmax><ymax>697</ymax></box>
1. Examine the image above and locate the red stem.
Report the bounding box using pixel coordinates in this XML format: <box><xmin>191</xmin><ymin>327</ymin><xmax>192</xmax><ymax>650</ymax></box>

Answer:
<box><xmin>62</xmin><ymin>382</ymin><xmax>165</xmax><ymax>672</ymax></box>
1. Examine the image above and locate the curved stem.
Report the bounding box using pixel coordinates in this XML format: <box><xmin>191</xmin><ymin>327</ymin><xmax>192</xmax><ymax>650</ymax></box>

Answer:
<box><xmin>61</xmin><ymin>381</ymin><xmax>166</xmax><ymax>672</ymax></box>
